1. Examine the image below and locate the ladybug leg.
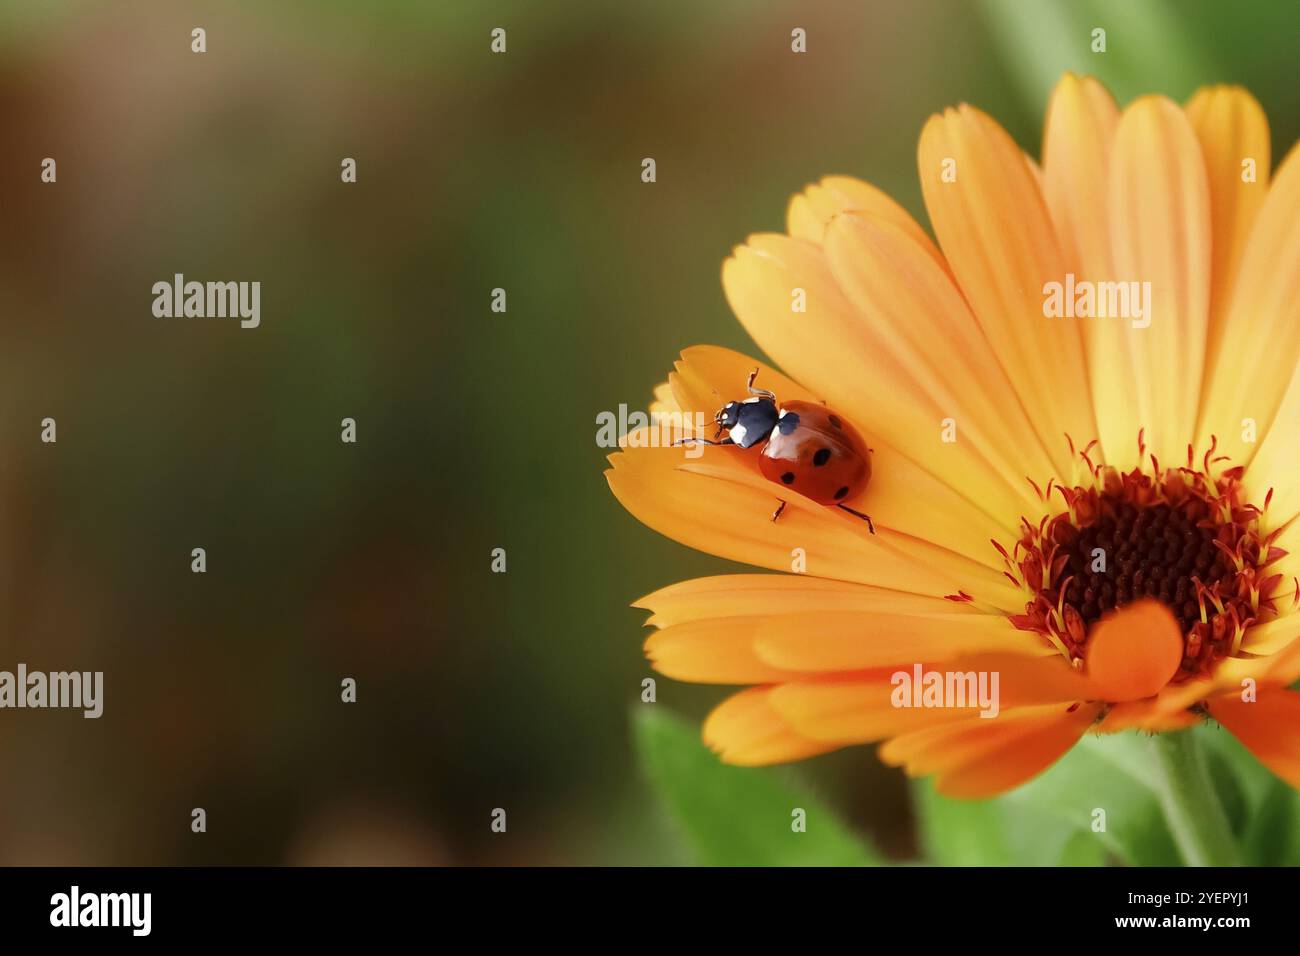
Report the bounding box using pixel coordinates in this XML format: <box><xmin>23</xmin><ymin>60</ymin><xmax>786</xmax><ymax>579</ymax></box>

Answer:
<box><xmin>671</xmin><ymin>436</ymin><xmax>733</xmax><ymax>447</ymax></box>
<box><xmin>837</xmin><ymin>504</ymin><xmax>875</xmax><ymax>534</ymax></box>
<box><xmin>771</xmin><ymin>499</ymin><xmax>787</xmax><ymax>522</ymax></box>
<box><xmin>746</xmin><ymin>368</ymin><xmax>777</xmax><ymax>402</ymax></box>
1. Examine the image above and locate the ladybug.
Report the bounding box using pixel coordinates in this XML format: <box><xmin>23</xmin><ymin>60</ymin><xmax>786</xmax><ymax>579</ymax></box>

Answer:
<box><xmin>681</xmin><ymin>369</ymin><xmax>875</xmax><ymax>531</ymax></box>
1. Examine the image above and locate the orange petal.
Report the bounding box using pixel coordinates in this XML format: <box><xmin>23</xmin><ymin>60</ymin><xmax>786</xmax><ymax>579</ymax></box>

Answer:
<box><xmin>1095</xmin><ymin>699</ymin><xmax>1198</xmax><ymax>733</ymax></box>
<box><xmin>917</xmin><ymin>103</ymin><xmax>1095</xmax><ymax>477</ymax></box>
<box><xmin>1040</xmin><ymin>74</ymin><xmax>1147</xmax><ymax>471</ymax></box>
<box><xmin>1255</xmin><ymin>634</ymin><xmax>1300</xmax><ymax>686</ymax></box>
<box><xmin>1212</xmin><ymin>141</ymin><xmax>1300</xmax><ymax>512</ymax></box>
<box><xmin>703</xmin><ymin>686</ymin><xmax>843</xmax><ymax>766</ymax></box>
<box><xmin>634</xmin><ymin>573</ymin><xmax>970</xmax><ymax>629</ymax></box>
<box><xmin>649</xmin><ymin>381</ymin><xmax>681</xmax><ymax>418</ymax></box>
<box><xmin>614</xmin><ymin>347</ymin><xmax>1028</xmax><ymax>601</ymax></box>
<box><xmin>1042</xmin><ymin>72</ymin><xmax>1119</xmax><ymax>278</ymax></box>
<box><xmin>667</xmin><ymin>344</ymin><xmax>818</xmax><ymax>417</ymax></box>
<box><xmin>752</xmin><ymin>611</ymin><xmax>1054</xmax><ymax>672</ymax></box>
<box><xmin>879</xmin><ymin>702</ymin><xmax>1102</xmax><ymax>799</ymax></box>
<box><xmin>1083</xmin><ymin>599</ymin><xmax>1183</xmax><ymax>702</ymax></box>
<box><xmin>1210</xmin><ymin>691</ymin><xmax>1300</xmax><ymax>788</ymax></box>
<box><xmin>722</xmin><ymin>233</ymin><xmax>1039</xmax><ymax>532</ymax></box>
<box><xmin>785</xmin><ymin>175</ymin><xmax>945</xmax><ymax>268</ymax></box>
<box><xmin>771</xmin><ymin>676</ymin><xmax>984</xmax><ymax>743</ymax></box>
<box><xmin>638</xmin><ymin>578</ymin><xmax>1041</xmax><ymax>683</ymax></box>
<box><xmin>1179</xmin><ymin>633</ymin><xmax>1300</xmax><ymax>705</ymax></box>
<box><xmin>645</xmin><ymin>618</ymin><xmax>800</xmax><ymax>684</ymax></box>
<box><xmin>1185</xmin><ymin>85</ymin><xmax>1270</xmax><ymax>396</ymax></box>
<box><xmin>1198</xmin><ymin>141</ymin><xmax>1299</xmax><ymax>471</ymax></box>
<box><xmin>606</xmin><ymin>439</ymin><xmax>1022</xmax><ymax>607</ymax></box>
<box><xmin>822</xmin><ymin>212</ymin><xmax>1058</xmax><ymax>504</ymax></box>
<box><xmin>1240</xmin><ymin>612</ymin><xmax>1300</xmax><ymax>656</ymax></box>
<box><xmin>1106</xmin><ymin>95</ymin><xmax>1211</xmax><ymax>470</ymax></box>
<box><xmin>770</xmin><ymin>653</ymin><xmax>1093</xmax><ymax>744</ymax></box>
<box><xmin>1146</xmin><ymin>652</ymin><xmax>1287</xmax><ymax>715</ymax></box>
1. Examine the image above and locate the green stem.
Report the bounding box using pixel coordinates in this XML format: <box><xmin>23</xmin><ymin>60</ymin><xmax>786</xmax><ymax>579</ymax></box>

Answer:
<box><xmin>1150</xmin><ymin>730</ymin><xmax>1241</xmax><ymax>867</ymax></box>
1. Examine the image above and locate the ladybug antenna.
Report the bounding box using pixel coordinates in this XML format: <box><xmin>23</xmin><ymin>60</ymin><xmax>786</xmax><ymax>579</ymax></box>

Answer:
<box><xmin>746</xmin><ymin>368</ymin><xmax>777</xmax><ymax>401</ymax></box>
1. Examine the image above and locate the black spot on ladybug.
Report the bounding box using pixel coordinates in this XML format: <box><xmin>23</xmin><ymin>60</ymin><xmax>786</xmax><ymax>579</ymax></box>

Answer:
<box><xmin>781</xmin><ymin>472</ymin><xmax>796</xmax><ymax>485</ymax></box>
<box><xmin>834</xmin><ymin>486</ymin><xmax>849</xmax><ymax>500</ymax></box>
<box><xmin>777</xmin><ymin>412</ymin><xmax>801</xmax><ymax>435</ymax></box>
<box><xmin>828</xmin><ymin>415</ymin><xmax>843</xmax><ymax>429</ymax></box>
<box><xmin>813</xmin><ymin>448</ymin><xmax>831</xmax><ymax>467</ymax></box>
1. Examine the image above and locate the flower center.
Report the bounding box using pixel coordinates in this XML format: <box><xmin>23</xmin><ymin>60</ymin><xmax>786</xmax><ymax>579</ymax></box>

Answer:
<box><xmin>1001</xmin><ymin>437</ymin><xmax>1287</xmax><ymax>681</ymax></box>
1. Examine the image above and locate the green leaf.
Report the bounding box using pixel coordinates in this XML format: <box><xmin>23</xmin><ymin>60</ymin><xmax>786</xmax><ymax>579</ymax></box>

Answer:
<box><xmin>914</xmin><ymin>777</ymin><xmax>1107</xmax><ymax>866</ymax></box>
<box><xmin>918</xmin><ymin>723</ymin><xmax>1300</xmax><ymax>866</ymax></box>
<box><xmin>633</xmin><ymin>707</ymin><xmax>882</xmax><ymax>866</ymax></box>
<box><xmin>916</xmin><ymin>732</ymin><xmax>1190</xmax><ymax>866</ymax></box>
<box><xmin>913</xmin><ymin>778</ymin><xmax>1016</xmax><ymax>866</ymax></box>
<box><xmin>1004</xmin><ymin>732</ymin><xmax>1184</xmax><ymax>865</ymax></box>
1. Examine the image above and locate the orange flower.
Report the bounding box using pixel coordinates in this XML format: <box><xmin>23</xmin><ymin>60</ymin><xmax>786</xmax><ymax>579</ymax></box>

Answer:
<box><xmin>606</xmin><ymin>74</ymin><xmax>1300</xmax><ymax>800</ymax></box>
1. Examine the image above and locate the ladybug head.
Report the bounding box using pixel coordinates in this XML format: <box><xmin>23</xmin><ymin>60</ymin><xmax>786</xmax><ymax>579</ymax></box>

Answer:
<box><xmin>715</xmin><ymin>396</ymin><xmax>779</xmax><ymax>449</ymax></box>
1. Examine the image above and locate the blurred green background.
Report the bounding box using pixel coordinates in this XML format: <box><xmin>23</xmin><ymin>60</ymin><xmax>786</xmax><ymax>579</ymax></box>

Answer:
<box><xmin>1</xmin><ymin>0</ymin><xmax>1297</xmax><ymax>864</ymax></box>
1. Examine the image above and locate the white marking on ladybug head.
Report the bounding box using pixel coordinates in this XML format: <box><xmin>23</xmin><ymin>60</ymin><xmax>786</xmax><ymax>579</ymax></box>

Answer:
<box><xmin>729</xmin><ymin>422</ymin><xmax>749</xmax><ymax>445</ymax></box>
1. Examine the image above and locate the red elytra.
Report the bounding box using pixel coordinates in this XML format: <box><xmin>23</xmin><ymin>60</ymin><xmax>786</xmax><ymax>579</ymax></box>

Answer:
<box><xmin>757</xmin><ymin>401</ymin><xmax>873</xmax><ymax>508</ymax></box>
